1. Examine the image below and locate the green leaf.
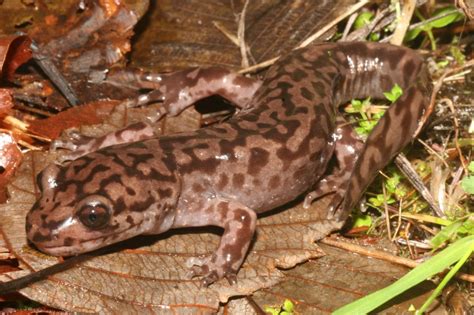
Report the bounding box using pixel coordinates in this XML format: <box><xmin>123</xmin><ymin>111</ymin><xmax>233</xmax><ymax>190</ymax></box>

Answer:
<box><xmin>383</xmin><ymin>84</ymin><xmax>403</xmax><ymax>103</ymax></box>
<box><xmin>417</xmin><ymin>240</ymin><xmax>474</xmax><ymax>313</ymax></box>
<box><xmin>405</xmin><ymin>27</ymin><xmax>423</xmax><ymax>41</ymax></box>
<box><xmin>282</xmin><ymin>299</ymin><xmax>294</xmax><ymax>313</ymax></box>
<box><xmin>462</xmin><ymin>219</ymin><xmax>474</xmax><ymax>235</ymax></box>
<box><xmin>369</xmin><ymin>32</ymin><xmax>380</xmax><ymax>41</ymax></box>
<box><xmin>352</xmin><ymin>214</ymin><xmax>373</xmax><ymax>228</ymax></box>
<box><xmin>436</xmin><ymin>60</ymin><xmax>449</xmax><ymax>68</ymax></box>
<box><xmin>461</xmin><ymin>176</ymin><xmax>474</xmax><ymax>194</ymax></box>
<box><xmin>385</xmin><ymin>174</ymin><xmax>401</xmax><ymax>193</ymax></box>
<box><xmin>430</xmin><ymin>221</ymin><xmax>464</xmax><ymax>249</ymax></box>
<box><xmin>429</xmin><ymin>7</ymin><xmax>463</xmax><ymax>29</ymax></box>
<box><xmin>450</xmin><ymin>45</ymin><xmax>466</xmax><ymax>65</ymax></box>
<box><xmin>468</xmin><ymin>161</ymin><xmax>474</xmax><ymax>173</ymax></box>
<box><xmin>354</xmin><ymin>12</ymin><xmax>374</xmax><ymax>29</ymax></box>
<box><xmin>333</xmin><ymin>236</ymin><xmax>474</xmax><ymax>315</ymax></box>
<box><xmin>264</xmin><ymin>306</ymin><xmax>280</xmax><ymax>315</ymax></box>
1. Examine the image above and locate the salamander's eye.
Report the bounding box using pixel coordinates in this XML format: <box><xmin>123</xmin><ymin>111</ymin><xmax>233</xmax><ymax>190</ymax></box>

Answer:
<box><xmin>78</xmin><ymin>203</ymin><xmax>110</xmax><ymax>229</ymax></box>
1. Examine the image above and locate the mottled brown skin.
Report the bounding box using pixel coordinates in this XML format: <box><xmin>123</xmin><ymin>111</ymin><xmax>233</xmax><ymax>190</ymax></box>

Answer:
<box><xmin>26</xmin><ymin>42</ymin><xmax>431</xmax><ymax>285</ymax></box>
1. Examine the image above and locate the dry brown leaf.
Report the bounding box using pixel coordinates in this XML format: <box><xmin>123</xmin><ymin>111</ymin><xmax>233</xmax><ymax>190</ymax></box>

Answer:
<box><xmin>131</xmin><ymin>0</ymin><xmax>356</xmax><ymax>70</ymax></box>
<box><xmin>251</xmin><ymin>243</ymin><xmax>449</xmax><ymax>314</ymax></box>
<box><xmin>0</xmin><ymin>103</ymin><xmax>341</xmax><ymax>312</ymax></box>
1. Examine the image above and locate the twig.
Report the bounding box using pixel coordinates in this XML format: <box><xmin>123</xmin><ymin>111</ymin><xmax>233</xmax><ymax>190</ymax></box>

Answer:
<box><xmin>390</xmin><ymin>0</ymin><xmax>417</xmax><ymax>46</ymax></box>
<box><xmin>298</xmin><ymin>0</ymin><xmax>371</xmax><ymax>48</ymax></box>
<box><xmin>382</xmin><ymin>183</ymin><xmax>392</xmax><ymax>240</ymax></box>
<box><xmin>341</xmin><ymin>12</ymin><xmax>358</xmax><ymax>40</ymax></box>
<box><xmin>237</xmin><ymin>0</ymin><xmax>250</xmax><ymax>68</ymax></box>
<box><xmin>321</xmin><ymin>237</ymin><xmax>474</xmax><ymax>282</ymax></box>
<box><xmin>392</xmin><ymin>199</ymin><xmax>403</xmax><ymax>241</ymax></box>
<box><xmin>31</xmin><ymin>41</ymin><xmax>80</xmax><ymax>106</ymax></box>
<box><xmin>394</xmin><ymin>153</ymin><xmax>444</xmax><ymax>217</ymax></box>
<box><xmin>417</xmin><ymin>139</ymin><xmax>450</xmax><ymax>168</ymax></box>
<box><xmin>346</xmin><ymin>6</ymin><xmax>392</xmax><ymax>41</ymax></box>
<box><xmin>212</xmin><ymin>21</ymin><xmax>239</xmax><ymax>46</ymax></box>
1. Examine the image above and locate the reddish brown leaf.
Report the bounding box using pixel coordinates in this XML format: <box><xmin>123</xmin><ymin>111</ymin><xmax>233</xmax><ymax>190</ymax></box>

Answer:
<box><xmin>27</xmin><ymin>100</ymin><xmax>119</xmax><ymax>140</ymax></box>
<box><xmin>0</xmin><ymin>35</ymin><xmax>32</xmax><ymax>80</ymax></box>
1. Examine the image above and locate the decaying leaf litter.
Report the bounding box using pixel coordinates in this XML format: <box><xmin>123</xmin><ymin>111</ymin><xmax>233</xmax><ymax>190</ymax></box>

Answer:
<box><xmin>0</xmin><ymin>0</ymin><xmax>472</xmax><ymax>313</ymax></box>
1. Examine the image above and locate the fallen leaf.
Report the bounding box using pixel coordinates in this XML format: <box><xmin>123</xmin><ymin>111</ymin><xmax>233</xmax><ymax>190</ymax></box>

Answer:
<box><xmin>131</xmin><ymin>0</ymin><xmax>355</xmax><ymax>70</ymax></box>
<box><xmin>27</xmin><ymin>100</ymin><xmax>119</xmax><ymax>140</ymax></box>
<box><xmin>251</xmin><ymin>243</ymin><xmax>449</xmax><ymax>314</ymax></box>
<box><xmin>0</xmin><ymin>35</ymin><xmax>32</xmax><ymax>80</ymax></box>
<box><xmin>0</xmin><ymin>103</ymin><xmax>341</xmax><ymax>312</ymax></box>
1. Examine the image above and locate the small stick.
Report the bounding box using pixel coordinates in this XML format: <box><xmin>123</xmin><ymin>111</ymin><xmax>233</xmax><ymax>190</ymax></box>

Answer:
<box><xmin>321</xmin><ymin>237</ymin><xmax>474</xmax><ymax>282</ymax></box>
<box><xmin>30</xmin><ymin>41</ymin><xmax>80</xmax><ymax>106</ymax></box>
<box><xmin>390</xmin><ymin>0</ymin><xmax>417</xmax><ymax>46</ymax></box>
<box><xmin>237</xmin><ymin>0</ymin><xmax>251</xmax><ymax>68</ymax></box>
<box><xmin>394</xmin><ymin>153</ymin><xmax>444</xmax><ymax>217</ymax></box>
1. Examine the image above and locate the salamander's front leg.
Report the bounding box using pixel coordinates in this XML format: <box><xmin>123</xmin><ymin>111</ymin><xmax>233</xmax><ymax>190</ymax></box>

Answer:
<box><xmin>178</xmin><ymin>199</ymin><xmax>257</xmax><ymax>286</ymax></box>
<box><xmin>115</xmin><ymin>67</ymin><xmax>262</xmax><ymax>121</ymax></box>
<box><xmin>304</xmin><ymin>119</ymin><xmax>363</xmax><ymax>217</ymax></box>
<box><xmin>52</xmin><ymin>121</ymin><xmax>154</xmax><ymax>162</ymax></box>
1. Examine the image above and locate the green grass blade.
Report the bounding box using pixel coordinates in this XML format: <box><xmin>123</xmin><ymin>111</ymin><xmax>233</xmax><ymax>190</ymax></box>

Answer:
<box><xmin>417</xmin><ymin>241</ymin><xmax>474</xmax><ymax>314</ymax></box>
<box><xmin>332</xmin><ymin>235</ymin><xmax>474</xmax><ymax>315</ymax></box>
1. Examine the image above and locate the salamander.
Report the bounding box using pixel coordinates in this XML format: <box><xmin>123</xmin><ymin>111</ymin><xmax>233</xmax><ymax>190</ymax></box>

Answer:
<box><xmin>25</xmin><ymin>42</ymin><xmax>431</xmax><ymax>285</ymax></box>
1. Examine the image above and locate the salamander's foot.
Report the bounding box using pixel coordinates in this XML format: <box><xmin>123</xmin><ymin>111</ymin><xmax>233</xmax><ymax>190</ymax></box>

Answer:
<box><xmin>187</xmin><ymin>256</ymin><xmax>238</xmax><ymax>286</ymax></box>
<box><xmin>51</xmin><ymin>129</ymin><xmax>96</xmax><ymax>163</ymax></box>
<box><xmin>51</xmin><ymin>121</ymin><xmax>155</xmax><ymax>162</ymax></box>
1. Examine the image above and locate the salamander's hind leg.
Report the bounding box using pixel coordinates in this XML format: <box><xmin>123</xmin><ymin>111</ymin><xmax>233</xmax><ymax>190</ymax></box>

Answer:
<box><xmin>115</xmin><ymin>67</ymin><xmax>262</xmax><ymax>122</ymax></box>
<box><xmin>304</xmin><ymin>118</ymin><xmax>363</xmax><ymax>217</ymax></box>
<box><xmin>176</xmin><ymin>199</ymin><xmax>257</xmax><ymax>286</ymax></box>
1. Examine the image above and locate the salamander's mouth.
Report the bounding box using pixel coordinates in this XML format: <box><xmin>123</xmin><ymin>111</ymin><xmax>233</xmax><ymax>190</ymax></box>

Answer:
<box><xmin>32</xmin><ymin>224</ymin><xmax>143</xmax><ymax>256</ymax></box>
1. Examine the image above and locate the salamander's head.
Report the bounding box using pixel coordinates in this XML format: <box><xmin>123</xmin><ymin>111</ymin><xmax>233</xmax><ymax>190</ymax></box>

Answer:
<box><xmin>26</xmin><ymin>151</ymin><xmax>179</xmax><ymax>256</ymax></box>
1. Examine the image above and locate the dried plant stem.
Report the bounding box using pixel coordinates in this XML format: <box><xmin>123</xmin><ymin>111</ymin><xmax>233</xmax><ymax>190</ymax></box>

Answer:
<box><xmin>390</xmin><ymin>0</ymin><xmax>417</xmax><ymax>46</ymax></box>
<box><xmin>212</xmin><ymin>21</ymin><xmax>239</xmax><ymax>46</ymax></box>
<box><xmin>2</xmin><ymin>115</ymin><xmax>29</xmax><ymax>132</ymax></box>
<box><xmin>321</xmin><ymin>237</ymin><xmax>474</xmax><ymax>282</ymax></box>
<box><xmin>395</xmin><ymin>153</ymin><xmax>444</xmax><ymax>217</ymax></box>
<box><xmin>237</xmin><ymin>0</ymin><xmax>250</xmax><ymax>68</ymax></box>
<box><xmin>383</xmin><ymin>184</ymin><xmax>393</xmax><ymax>240</ymax></box>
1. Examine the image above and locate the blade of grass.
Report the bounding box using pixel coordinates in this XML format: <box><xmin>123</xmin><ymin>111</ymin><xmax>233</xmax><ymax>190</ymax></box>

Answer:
<box><xmin>332</xmin><ymin>235</ymin><xmax>474</xmax><ymax>315</ymax></box>
<box><xmin>417</xmin><ymin>240</ymin><xmax>474</xmax><ymax>314</ymax></box>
